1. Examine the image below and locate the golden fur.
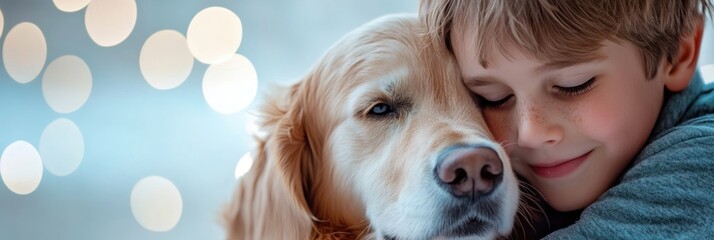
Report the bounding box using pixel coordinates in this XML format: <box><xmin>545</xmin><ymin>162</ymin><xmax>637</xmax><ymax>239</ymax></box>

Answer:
<box><xmin>224</xmin><ymin>14</ymin><xmax>519</xmax><ymax>240</ymax></box>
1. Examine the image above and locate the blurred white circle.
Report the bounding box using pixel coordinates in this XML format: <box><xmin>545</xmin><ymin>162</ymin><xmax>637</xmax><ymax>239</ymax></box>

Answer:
<box><xmin>0</xmin><ymin>8</ymin><xmax>4</xmax><ymax>39</ymax></box>
<box><xmin>1</xmin><ymin>141</ymin><xmax>43</xmax><ymax>195</ymax></box>
<box><xmin>40</xmin><ymin>118</ymin><xmax>84</xmax><ymax>176</ymax></box>
<box><xmin>53</xmin><ymin>0</ymin><xmax>92</xmax><ymax>12</ymax></box>
<box><xmin>42</xmin><ymin>55</ymin><xmax>93</xmax><ymax>114</ymax></box>
<box><xmin>140</xmin><ymin>30</ymin><xmax>194</xmax><ymax>90</ymax></box>
<box><xmin>130</xmin><ymin>176</ymin><xmax>183</xmax><ymax>232</ymax></box>
<box><xmin>235</xmin><ymin>152</ymin><xmax>254</xmax><ymax>179</ymax></box>
<box><xmin>2</xmin><ymin>22</ymin><xmax>47</xmax><ymax>84</ymax></box>
<box><xmin>187</xmin><ymin>7</ymin><xmax>243</xmax><ymax>64</ymax></box>
<box><xmin>202</xmin><ymin>54</ymin><xmax>258</xmax><ymax>114</ymax></box>
<box><xmin>84</xmin><ymin>0</ymin><xmax>137</xmax><ymax>47</ymax></box>
<box><xmin>701</xmin><ymin>64</ymin><xmax>714</xmax><ymax>84</ymax></box>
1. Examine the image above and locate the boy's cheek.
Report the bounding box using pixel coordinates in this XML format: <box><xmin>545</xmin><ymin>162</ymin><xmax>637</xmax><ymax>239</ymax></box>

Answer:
<box><xmin>482</xmin><ymin>112</ymin><xmax>528</xmax><ymax>175</ymax></box>
<box><xmin>483</xmin><ymin>111</ymin><xmax>511</xmax><ymax>143</ymax></box>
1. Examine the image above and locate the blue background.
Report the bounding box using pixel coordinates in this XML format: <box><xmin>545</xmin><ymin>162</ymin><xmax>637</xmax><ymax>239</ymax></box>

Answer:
<box><xmin>0</xmin><ymin>1</ymin><xmax>711</xmax><ymax>240</ymax></box>
<box><xmin>0</xmin><ymin>1</ymin><xmax>416</xmax><ymax>239</ymax></box>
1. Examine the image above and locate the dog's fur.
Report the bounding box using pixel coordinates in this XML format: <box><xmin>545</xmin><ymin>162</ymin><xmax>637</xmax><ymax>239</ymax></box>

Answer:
<box><xmin>224</xmin><ymin>14</ymin><xmax>519</xmax><ymax>240</ymax></box>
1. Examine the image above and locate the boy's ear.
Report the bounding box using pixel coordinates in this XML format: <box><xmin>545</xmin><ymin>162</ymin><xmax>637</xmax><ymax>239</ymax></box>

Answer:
<box><xmin>664</xmin><ymin>18</ymin><xmax>705</xmax><ymax>92</ymax></box>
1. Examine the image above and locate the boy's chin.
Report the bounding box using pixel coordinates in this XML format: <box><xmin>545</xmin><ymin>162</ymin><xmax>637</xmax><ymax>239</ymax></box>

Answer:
<box><xmin>539</xmin><ymin>184</ymin><xmax>604</xmax><ymax>212</ymax></box>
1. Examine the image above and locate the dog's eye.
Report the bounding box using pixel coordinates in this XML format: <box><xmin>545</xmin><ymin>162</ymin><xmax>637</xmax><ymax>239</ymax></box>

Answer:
<box><xmin>369</xmin><ymin>103</ymin><xmax>395</xmax><ymax>116</ymax></box>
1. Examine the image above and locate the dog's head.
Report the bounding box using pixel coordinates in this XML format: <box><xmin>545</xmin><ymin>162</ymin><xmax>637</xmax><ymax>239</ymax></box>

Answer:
<box><xmin>225</xmin><ymin>14</ymin><xmax>519</xmax><ymax>240</ymax></box>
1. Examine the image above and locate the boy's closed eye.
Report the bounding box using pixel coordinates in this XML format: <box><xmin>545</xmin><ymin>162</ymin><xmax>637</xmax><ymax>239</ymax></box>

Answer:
<box><xmin>470</xmin><ymin>77</ymin><xmax>598</xmax><ymax>109</ymax></box>
<box><xmin>473</xmin><ymin>93</ymin><xmax>513</xmax><ymax>109</ymax></box>
<box><xmin>553</xmin><ymin>77</ymin><xmax>597</xmax><ymax>97</ymax></box>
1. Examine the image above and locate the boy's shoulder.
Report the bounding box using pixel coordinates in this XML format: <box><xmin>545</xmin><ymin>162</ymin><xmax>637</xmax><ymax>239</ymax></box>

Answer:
<box><xmin>626</xmin><ymin>71</ymin><xmax>714</xmax><ymax>186</ymax></box>
<box><xmin>637</xmin><ymin>71</ymin><xmax>714</xmax><ymax>163</ymax></box>
<box><xmin>579</xmin><ymin>75</ymin><xmax>714</xmax><ymax>237</ymax></box>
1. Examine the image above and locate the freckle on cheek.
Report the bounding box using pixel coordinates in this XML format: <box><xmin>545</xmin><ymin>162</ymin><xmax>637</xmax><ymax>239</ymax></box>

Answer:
<box><xmin>528</xmin><ymin>106</ymin><xmax>544</xmax><ymax>125</ymax></box>
<box><xmin>562</xmin><ymin>105</ymin><xmax>581</xmax><ymax>124</ymax></box>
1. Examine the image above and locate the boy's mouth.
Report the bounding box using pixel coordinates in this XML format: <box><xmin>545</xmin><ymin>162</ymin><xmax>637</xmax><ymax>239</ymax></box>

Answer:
<box><xmin>529</xmin><ymin>150</ymin><xmax>592</xmax><ymax>178</ymax></box>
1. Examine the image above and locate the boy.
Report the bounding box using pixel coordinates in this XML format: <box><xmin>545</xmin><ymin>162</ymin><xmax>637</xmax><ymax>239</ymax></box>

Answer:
<box><xmin>420</xmin><ymin>0</ymin><xmax>714</xmax><ymax>238</ymax></box>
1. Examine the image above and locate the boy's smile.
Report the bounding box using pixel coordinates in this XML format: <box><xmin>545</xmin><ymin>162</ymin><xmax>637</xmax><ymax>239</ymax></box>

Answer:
<box><xmin>529</xmin><ymin>149</ymin><xmax>591</xmax><ymax>178</ymax></box>
<box><xmin>452</xmin><ymin>35</ymin><xmax>669</xmax><ymax>211</ymax></box>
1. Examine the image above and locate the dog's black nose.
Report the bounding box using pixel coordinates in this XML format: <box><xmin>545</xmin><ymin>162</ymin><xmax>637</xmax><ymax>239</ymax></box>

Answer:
<box><xmin>436</xmin><ymin>146</ymin><xmax>503</xmax><ymax>198</ymax></box>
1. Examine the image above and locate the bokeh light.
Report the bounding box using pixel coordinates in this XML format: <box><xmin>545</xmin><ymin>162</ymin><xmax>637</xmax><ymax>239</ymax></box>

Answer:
<box><xmin>42</xmin><ymin>55</ymin><xmax>92</xmax><ymax>114</ymax></box>
<box><xmin>0</xmin><ymin>1</ymin><xmax>472</xmax><ymax>239</ymax></box>
<box><xmin>140</xmin><ymin>30</ymin><xmax>194</xmax><ymax>90</ymax></box>
<box><xmin>130</xmin><ymin>176</ymin><xmax>183</xmax><ymax>232</ymax></box>
<box><xmin>84</xmin><ymin>0</ymin><xmax>137</xmax><ymax>47</ymax></box>
<box><xmin>187</xmin><ymin>7</ymin><xmax>243</xmax><ymax>64</ymax></box>
<box><xmin>53</xmin><ymin>0</ymin><xmax>92</xmax><ymax>12</ymax></box>
<box><xmin>2</xmin><ymin>22</ymin><xmax>47</xmax><ymax>84</ymax></box>
<box><xmin>40</xmin><ymin>118</ymin><xmax>85</xmax><ymax>177</ymax></box>
<box><xmin>202</xmin><ymin>54</ymin><xmax>258</xmax><ymax>114</ymax></box>
<box><xmin>0</xmin><ymin>141</ymin><xmax>43</xmax><ymax>195</ymax></box>
<box><xmin>0</xmin><ymin>8</ymin><xmax>4</xmax><ymax>39</ymax></box>
<box><xmin>702</xmin><ymin>64</ymin><xmax>714</xmax><ymax>84</ymax></box>
<box><xmin>235</xmin><ymin>152</ymin><xmax>254</xmax><ymax>179</ymax></box>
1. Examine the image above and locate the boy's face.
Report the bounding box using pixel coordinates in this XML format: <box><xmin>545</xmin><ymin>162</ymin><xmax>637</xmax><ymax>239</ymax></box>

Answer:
<box><xmin>451</xmin><ymin>37</ymin><xmax>667</xmax><ymax>211</ymax></box>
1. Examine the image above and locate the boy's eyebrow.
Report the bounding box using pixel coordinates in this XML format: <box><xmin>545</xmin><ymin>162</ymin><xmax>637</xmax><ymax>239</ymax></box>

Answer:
<box><xmin>536</xmin><ymin>56</ymin><xmax>605</xmax><ymax>74</ymax></box>
<box><xmin>463</xmin><ymin>76</ymin><xmax>498</xmax><ymax>87</ymax></box>
<box><xmin>535</xmin><ymin>62</ymin><xmax>581</xmax><ymax>74</ymax></box>
<box><xmin>462</xmin><ymin>57</ymin><xmax>605</xmax><ymax>87</ymax></box>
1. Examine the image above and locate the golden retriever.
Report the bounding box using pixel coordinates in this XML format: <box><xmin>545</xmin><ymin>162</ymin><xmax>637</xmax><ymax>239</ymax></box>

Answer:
<box><xmin>224</xmin><ymin>13</ymin><xmax>519</xmax><ymax>240</ymax></box>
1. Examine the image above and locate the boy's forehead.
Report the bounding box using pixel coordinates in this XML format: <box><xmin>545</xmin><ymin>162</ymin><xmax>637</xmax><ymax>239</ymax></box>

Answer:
<box><xmin>450</xmin><ymin>26</ymin><xmax>605</xmax><ymax>70</ymax></box>
<box><xmin>446</xmin><ymin>11</ymin><xmax>608</xmax><ymax>70</ymax></box>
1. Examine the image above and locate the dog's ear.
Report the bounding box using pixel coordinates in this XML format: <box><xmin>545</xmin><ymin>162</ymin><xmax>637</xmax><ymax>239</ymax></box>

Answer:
<box><xmin>224</xmin><ymin>81</ymin><xmax>316</xmax><ymax>239</ymax></box>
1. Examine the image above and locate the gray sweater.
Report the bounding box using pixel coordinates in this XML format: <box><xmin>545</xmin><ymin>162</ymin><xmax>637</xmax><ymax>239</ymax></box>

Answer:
<box><xmin>545</xmin><ymin>71</ymin><xmax>714</xmax><ymax>239</ymax></box>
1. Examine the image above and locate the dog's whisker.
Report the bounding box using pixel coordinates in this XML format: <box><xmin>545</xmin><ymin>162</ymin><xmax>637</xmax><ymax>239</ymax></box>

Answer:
<box><xmin>509</xmin><ymin>179</ymin><xmax>552</xmax><ymax>239</ymax></box>
<box><xmin>517</xmin><ymin>213</ymin><xmax>530</xmax><ymax>240</ymax></box>
<box><xmin>519</xmin><ymin>182</ymin><xmax>550</xmax><ymax>229</ymax></box>
<box><xmin>356</xmin><ymin>222</ymin><xmax>372</xmax><ymax>240</ymax></box>
<box><xmin>353</xmin><ymin>217</ymin><xmax>371</xmax><ymax>238</ymax></box>
<box><xmin>500</xmin><ymin>141</ymin><xmax>518</xmax><ymax>149</ymax></box>
<box><xmin>515</xmin><ymin>204</ymin><xmax>535</xmax><ymax>232</ymax></box>
<box><xmin>519</xmin><ymin>181</ymin><xmax>547</xmax><ymax>200</ymax></box>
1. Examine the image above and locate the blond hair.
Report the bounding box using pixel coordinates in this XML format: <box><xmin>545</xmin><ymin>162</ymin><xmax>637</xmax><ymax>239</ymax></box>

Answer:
<box><xmin>420</xmin><ymin>0</ymin><xmax>711</xmax><ymax>79</ymax></box>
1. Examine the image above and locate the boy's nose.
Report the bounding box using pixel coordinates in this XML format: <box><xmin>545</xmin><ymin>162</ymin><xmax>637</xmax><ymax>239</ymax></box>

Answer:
<box><xmin>516</xmin><ymin>104</ymin><xmax>563</xmax><ymax>148</ymax></box>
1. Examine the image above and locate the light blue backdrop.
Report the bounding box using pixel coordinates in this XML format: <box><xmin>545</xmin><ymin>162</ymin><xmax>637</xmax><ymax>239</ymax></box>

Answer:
<box><xmin>0</xmin><ymin>1</ymin><xmax>712</xmax><ymax>240</ymax></box>
<box><xmin>0</xmin><ymin>1</ymin><xmax>416</xmax><ymax>239</ymax></box>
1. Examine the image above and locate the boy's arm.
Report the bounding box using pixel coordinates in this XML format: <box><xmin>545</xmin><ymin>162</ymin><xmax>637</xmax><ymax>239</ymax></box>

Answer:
<box><xmin>544</xmin><ymin>117</ymin><xmax>714</xmax><ymax>239</ymax></box>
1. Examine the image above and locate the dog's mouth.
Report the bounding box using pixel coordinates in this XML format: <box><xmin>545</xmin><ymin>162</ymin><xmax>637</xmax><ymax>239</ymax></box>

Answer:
<box><xmin>438</xmin><ymin>215</ymin><xmax>492</xmax><ymax>238</ymax></box>
<box><xmin>382</xmin><ymin>215</ymin><xmax>495</xmax><ymax>240</ymax></box>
